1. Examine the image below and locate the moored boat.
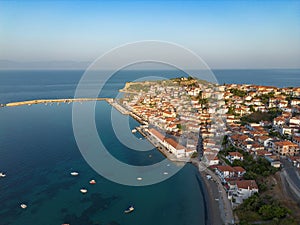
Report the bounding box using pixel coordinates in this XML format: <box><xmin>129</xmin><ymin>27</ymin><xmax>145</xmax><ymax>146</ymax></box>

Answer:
<box><xmin>20</xmin><ymin>203</ymin><xmax>27</xmax><ymax>209</ymax></box>
<box><xmin>0</xmin><ymin>172</ymin><xmax>6</xmax><ymax>178</ymax></box>
<box><xmin>80</xmin><ymin>188</ymin><xmax>88</xmax><ymax>194</ymax></box>
<box><xmin>124</xmin><ymin>206</ymin><xmax>134</xmax><ymax>213</ymax></box>
<box><xmin>70</xmin><ymin>172</ymin><xmax>79</xmax><ymax>176</ymax></box>
<box><xmin>89</xmin><ymin>179</ymin><xmax>96</xmax><ymax>184</ymax></box>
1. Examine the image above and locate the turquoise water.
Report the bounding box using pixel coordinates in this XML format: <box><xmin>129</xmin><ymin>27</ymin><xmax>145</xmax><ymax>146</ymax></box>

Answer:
<box><xmin>0</xmin><ymin>102</ymin><xmax>207</xmax><ymax>225</ymax></box>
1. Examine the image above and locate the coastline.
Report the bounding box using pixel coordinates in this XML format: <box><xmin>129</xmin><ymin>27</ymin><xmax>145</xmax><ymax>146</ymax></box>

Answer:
<box><xmin>2</xmin><ymin>97</ymin><xmax>230</xmax><ymax>224</ymax></box>
<box><xmin>110</xmin><ymin>100</ymin><xmax>227</xmax><ymax>225</ymax></box>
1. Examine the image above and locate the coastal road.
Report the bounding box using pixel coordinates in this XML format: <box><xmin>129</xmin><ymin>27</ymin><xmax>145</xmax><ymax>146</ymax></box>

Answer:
<box><xmin>280</xmin><ymin>158</ymin><xmax>300</xmax><ymax>200</ymax></box>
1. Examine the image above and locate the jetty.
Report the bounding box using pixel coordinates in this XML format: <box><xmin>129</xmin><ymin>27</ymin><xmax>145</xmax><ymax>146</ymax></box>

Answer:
<box><xmin>3</xmin><ymin>98</ymin><xmax>112</xmax><ymax>107</ymax></box>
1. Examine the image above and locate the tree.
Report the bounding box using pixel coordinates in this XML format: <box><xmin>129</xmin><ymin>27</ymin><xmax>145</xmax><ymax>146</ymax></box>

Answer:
<box><xmin>258</xmin><ymin>204</ymin><xmax>289</xmax><ymax>220</ymax></box>
<box><xmin>249</xmin><ymin>105</ymin><xmax>255</xmax><ymax>112</ymax></box>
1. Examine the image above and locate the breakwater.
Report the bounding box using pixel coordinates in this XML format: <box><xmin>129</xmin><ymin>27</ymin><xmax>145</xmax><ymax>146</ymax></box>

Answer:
<box><xmin>2</xmin><ymin>98</ymin><xmax>112</xmax><ymax>107</ymax></box>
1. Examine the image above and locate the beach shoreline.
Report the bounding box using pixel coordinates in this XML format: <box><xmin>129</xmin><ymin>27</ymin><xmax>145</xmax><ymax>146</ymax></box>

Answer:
<box><xmin>109</xmin><ymin>100</ymin><xmax>227</xmax><ymax>225</ymax></box>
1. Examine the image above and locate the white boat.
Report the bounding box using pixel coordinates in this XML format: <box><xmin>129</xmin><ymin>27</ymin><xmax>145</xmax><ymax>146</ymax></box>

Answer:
<box><xmin>136</xmin><ymin>177</ymin><xmax>143</xmax><ymax>181</ymax></box>
<box><xmin>131</xmin><ymin>129</ymin><xmax>137</xmax><ymax>133</ymax></box>
<box><xmin>20</xmin><ymin>204</ymin><xmax>27</xmax><ymax>209</ymax></box>
<box><xmin>89</xmin><ymin>179</ymin><xmax>96</xmax><ymax>184</ymax></box>
<box><xmin>80</xmin><ymin>188</ymin><xmax>88</xmax><ymax>194</ymax></box>
<box><xmin>70</xmin><ymin>172</ymin><xmax>79</xmax><ymax>176</ymax></box>
<box><xmin>0</xmin><ymin>172</ymin><xmax>6</xmax><ymax>178</ymax></box>
<box><xmin>163</xmin><ymin>172</ymin><xmax>168</xmax><ymax>175</ymax></box>
<box><xmin>124</xmin><ymin>206</ymin><xmax>134</xmax><ymax>213</ymax></box>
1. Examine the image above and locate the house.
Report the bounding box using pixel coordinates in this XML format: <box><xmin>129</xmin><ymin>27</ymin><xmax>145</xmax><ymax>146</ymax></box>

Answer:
<box><xmin>233</xmin><ymin>166</ymin><xmax>246</xmax><ymax>177</ymax></box>
<box><xmin>228</xmin><ymin>180</ymin><xmax>258</xmax><ymax>204</ymax></box>
<box><xmin>204</xmin><ymin>154</ymin><xmax>220</xmax><ymax>166</ymax></box>
<box><xmin>272</xmin><ymin>140</ymin><xmax>299</xmax><ymax>156</ymax></box>
<box><xmin>289</xmin><ymin>116</ymin><xmax>300</xmax><ymax>125</ymax></box>
<box><xmin>257</xmin><ymin>136</ymin><xmax>273</xmax><ymax>148</ymax></box>
<box><xmin>273</xmin><ymin>116</ymin><xmax>286</xmax><ymax>127</ymax></box>
<box><xmin>292</xmin><ymin>136</ymin><xmax>300</xmax><ymax>147</ymax></box>
<box><xmin>227</xmin><ymin>152</ymin><xmax>244</xmax><ymax>163</ymax></box>
<box><xmin>255</xmin><ymin>150</ymin><xmax>272</xmax><ymax>157</ymax></box>
<box><xmin>215</xmin><ymin>165</ymin><xmax>236</xmax><ymax>181</ymax></box>
<box><xmin>279</xmin><ymin>126</ymin><xmax>292</xmax><ymax>136</ymax></box>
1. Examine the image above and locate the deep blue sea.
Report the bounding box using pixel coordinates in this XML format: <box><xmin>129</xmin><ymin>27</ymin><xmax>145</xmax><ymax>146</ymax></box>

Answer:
<box><xmin>0</xmin><ymin>69</ymin><xmax>299</xmax><ymax>225</ymax></box>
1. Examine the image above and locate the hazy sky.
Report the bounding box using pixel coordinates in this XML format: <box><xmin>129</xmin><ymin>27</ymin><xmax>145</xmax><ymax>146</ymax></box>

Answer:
<box><xmin>0</xmin><ymin>0</ymin><xmax>300</xmax><ymax>69</ymax></box>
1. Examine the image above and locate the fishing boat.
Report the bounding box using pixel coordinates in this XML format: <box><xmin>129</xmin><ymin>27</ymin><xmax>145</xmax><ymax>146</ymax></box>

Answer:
<box><xmin>20</xmin><ymin>204</ymin><xmax>27</xmax><ymax>209</ymax></box>
<box><xmin>89</xmin><ymin>179</ymin><xmax>96</xmax><ymax>184</ymax></box>
<box><xmin>70</xmin><ymin>171</ymin><xmax>79</xmax><ymax>176</ymax></box>
<box><xmin>124</xmin><ymin>206</ymin><xmax>134</xmax><ymax>213</ymax></box>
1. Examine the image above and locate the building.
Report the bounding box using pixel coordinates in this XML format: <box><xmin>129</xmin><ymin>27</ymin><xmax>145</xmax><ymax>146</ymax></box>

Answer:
<box><xmin>272</xmin><ymin>140</ymin><xmax>299</xmax><ymax>156</ymax></box>
<box><xmin>228</xmin><ymin>180</ymin><xmax>258</xmax><ymax>204</ymax></box>
<box><xmin>226</xmin><ymin>152</ymin><xmax>244</xmax><ymax>163</ymax></box>
<box><xmin>164</xmin><ymin>138</ymin><xmax>186</xmax><ymax>158</ymax></box>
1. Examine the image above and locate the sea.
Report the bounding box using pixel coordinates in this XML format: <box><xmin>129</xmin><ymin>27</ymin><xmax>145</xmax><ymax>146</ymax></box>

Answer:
<box><xmin>0</xmin><ymin>69</ymin><xmax>299</xmax><ymax>225</ymax></box>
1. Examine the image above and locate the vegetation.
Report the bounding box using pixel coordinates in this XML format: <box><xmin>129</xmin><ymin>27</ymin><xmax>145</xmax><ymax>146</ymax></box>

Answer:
<box><xmin>259</xmin><ymin>92</ymin><xmax>275</xmax><ymax>105</ymax></box>
<box><xmin>198</xmin><ymin>98</ymin><xmax>208</xmax><ymax>105</ymax></box>
<box><xmin>228</xmin><ymin>106</ymin><xmax>239</xmax><ymax>116</ymax></box>
<box><xmin>127</xmin><ymin>83</ymin><xmax>150</xmax><ymax>92</ymax></box>
<box><xmin>176</xmin><ymin>123</ymin><xmax>186</xmax><ymax>131</ymax></box>
<box><xmin>191</xmin><ymin>152</ymin><xmax>198</xmax><ymax>158</ymax></box>
<box><xmin>230</xmin><ymin>88</ymin><xmax>247</xmax><ymax>97</ymax></box>
<box><xmin>240</xmin><ymin>109</ymin><xmax>281</xmax><ymax>124</ymax></box>
<box><xmin>236</xmin><ymin>194</ymin><xmax>293</xmax><ymax>224</ymax></box>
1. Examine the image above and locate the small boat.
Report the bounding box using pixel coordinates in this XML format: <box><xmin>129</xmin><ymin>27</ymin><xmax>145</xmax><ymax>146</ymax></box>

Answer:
<box><xmin>70</xmin><ymin>172</ymin><xmax>79</xmax><ymax>176</ymax></box>
<box><xmin>20</xmin><ymin>203</ymin><xmax>27</xmax><ymax>209</ymax></box>
<box><xmin>89</xmin><ymin>179</ymin><xmax>96</xmax><ymax>184</ymax></box>
<box><xmin>80</xmin><ymin>188</ymin><xmax>88</xmax><ymax>194</ymax></box>
<box><xmin>163</xmin><ymin>172</ymin><xmax>168</xmax><ymax>175</ymax></box>
<box><xmin>0</xmin><ymin>172</ymin><xmax>6</xmax><ymax>178</ymax></box>
<box><xmin>124</xmin><ymin>206</ymin><xmax>134</xmax><ymax>213</ymax></box>
<box><xmin>136</xmin><ymin>177</ymin><xmax>143</xmax><ymax>181</ymax></box>
<box><xmin>131</xmin><ymin>129</ymin><xmax>137</xmax><ymax>133</ymax></box>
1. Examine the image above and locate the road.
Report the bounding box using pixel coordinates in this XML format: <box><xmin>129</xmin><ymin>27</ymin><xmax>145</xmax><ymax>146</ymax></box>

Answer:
<box><xmin>280</xmin><ymin>158</ymin><xmax>300</xmax><ymax>200</ymax></box>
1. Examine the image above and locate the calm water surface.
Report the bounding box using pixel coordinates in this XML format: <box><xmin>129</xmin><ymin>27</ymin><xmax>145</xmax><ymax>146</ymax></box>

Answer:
<box><xmin>0</xmin><ymin>69</ymin><xmax>299</xmax><ymax>225</ymax></box>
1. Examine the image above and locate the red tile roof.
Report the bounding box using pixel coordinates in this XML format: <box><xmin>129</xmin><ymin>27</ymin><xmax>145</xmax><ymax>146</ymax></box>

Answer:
<box><xmin>228</xmin><ymin>152</ymin><xmax>243</xmax><ymax>157</ymax></box>
<box><xmin>149</xmin><ymin>128</ymin><xmax>165</xmax><ymax>141</ymax></box>
<box><xmin>236</xmin><ymin>180</ymin><xmax>258</xmax><ymax>190</ymax></box>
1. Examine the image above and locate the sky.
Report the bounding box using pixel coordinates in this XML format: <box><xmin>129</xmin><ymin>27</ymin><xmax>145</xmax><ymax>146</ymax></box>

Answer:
<box><xmin>0</xmin><ymin>0</ymin><xmax>300</xmax><ymax>69</ymax></box>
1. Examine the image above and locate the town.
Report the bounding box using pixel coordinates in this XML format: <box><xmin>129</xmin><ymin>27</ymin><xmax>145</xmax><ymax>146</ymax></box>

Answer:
<box><xmin>118</xmin><ymin>76</ymin><xmax>300</xmax><ymax>224</ymax></box>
